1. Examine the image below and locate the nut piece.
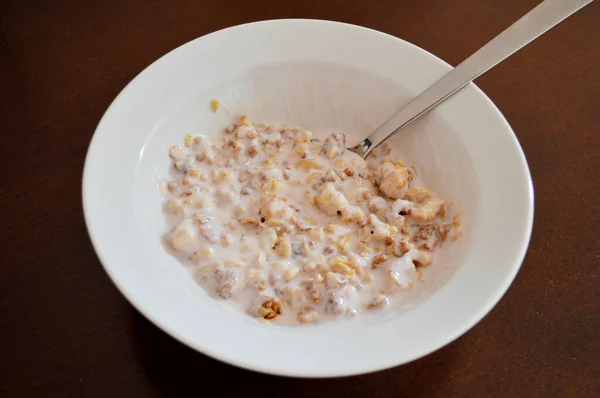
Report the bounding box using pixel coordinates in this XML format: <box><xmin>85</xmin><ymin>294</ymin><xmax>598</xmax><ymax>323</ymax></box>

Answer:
<box><xmin>217</xmin><ymin>282</ymin><xmax>234</xmax><ymax>298</ymax></box>
<box><xmin>344</xmin><ymin>168</ymin><xmax>354</xmax><ymax>177</ymax></box>
<box><xmin>372</xmin><ymin>254</ymin><xmax>388</xmax><ymax>269</ymax></box>
<box><xmin>258</xmin><ymin>299</ymin><xmax>282</xmax><ymax>320</ymax></box>
<box><xmin>393</xmin><ymin>240</ymin><xmax>413</xmax><ymax>257</ymax></box>
<box><xmin>248</xmin><ymin>146</ymin><xmax>260</xmax><ymax>157</ymax></box>
<box><xmin>413</xmin><ymin>224</ymin><xmax>440</xmax><ymax>251</ymax></box>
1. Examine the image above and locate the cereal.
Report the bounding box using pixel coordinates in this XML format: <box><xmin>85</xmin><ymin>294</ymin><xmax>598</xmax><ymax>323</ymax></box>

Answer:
<box><xmin>367</xmin><ymin>294</ymin><xmax>389</xmax><ymax>309</ymax></box>
<box><xmin>372</xmin><ymin>254</ymin><xmax>388</xmax><ymax>269</ymax></box>
<box><xmin>162</xmin><ymin>114</ymin><xmax>462</xmax><ymax>325</ymax></box>
<box><xmin>298</xmin><ymin>308</ymin><xmax>320</xmax><ymax>323</ymax></box>
<box><xmin>257</xmin><ymin>298</ymin><xmax>282</xmax><ymax>319</ymax></box>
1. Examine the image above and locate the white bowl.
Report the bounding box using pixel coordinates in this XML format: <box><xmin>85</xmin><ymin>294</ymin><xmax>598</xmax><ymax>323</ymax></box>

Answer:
<box><xmin>82</xmin><ymin>19</ymin><xmax>533</xmax><ymax>377</ymax></box>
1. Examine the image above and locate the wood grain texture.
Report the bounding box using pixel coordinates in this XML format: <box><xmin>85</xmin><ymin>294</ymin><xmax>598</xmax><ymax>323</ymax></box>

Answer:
<box><xmin>1</xmin><ymin>1</ymin><xmax>598</xmax><ymax>397</ymax></box>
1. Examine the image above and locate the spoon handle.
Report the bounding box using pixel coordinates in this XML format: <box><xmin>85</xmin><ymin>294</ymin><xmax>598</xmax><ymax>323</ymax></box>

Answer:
<box><xmin>351</xmin><ymin>0</ymin><xmax>593</xmax><ymax>158</ymax></box>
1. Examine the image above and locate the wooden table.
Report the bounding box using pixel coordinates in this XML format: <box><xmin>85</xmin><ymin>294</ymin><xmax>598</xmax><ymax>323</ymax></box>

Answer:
<box><xmin>1</xmin><ymin>1</ymin><xmax>598</xmax><ymax>396</ymax></box>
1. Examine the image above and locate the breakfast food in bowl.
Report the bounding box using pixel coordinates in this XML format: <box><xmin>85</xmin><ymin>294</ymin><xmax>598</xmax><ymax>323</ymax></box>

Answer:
<box><xmin>83</xmin><ymin>19</ymin><xmax>533</xmax><ymax>376</ymax></box>
<box><xmin>161</xmin><ymin>115</ymin><xmax>463</xmax><ymax>325</ymax></box>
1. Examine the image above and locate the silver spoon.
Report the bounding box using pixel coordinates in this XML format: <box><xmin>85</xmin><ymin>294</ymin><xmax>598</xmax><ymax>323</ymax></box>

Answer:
<box><xmin>343</xmin><ymin>0</ymin><xmax>592</xmax><ymax>159</ymax></box>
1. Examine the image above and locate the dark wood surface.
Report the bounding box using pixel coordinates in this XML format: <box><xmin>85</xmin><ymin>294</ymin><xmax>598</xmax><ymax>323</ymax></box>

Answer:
<box><xmin>1</xmin><ymin>1</ymin><xmax>598</xmax><ymax>396</ymax></box>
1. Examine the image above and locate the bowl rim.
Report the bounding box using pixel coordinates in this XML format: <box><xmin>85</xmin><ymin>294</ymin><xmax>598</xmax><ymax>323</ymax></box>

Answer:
<box><xmin>82</xmin><ymin>18</ymin><xmax>534</xmax><ymax>378</ymax></box>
